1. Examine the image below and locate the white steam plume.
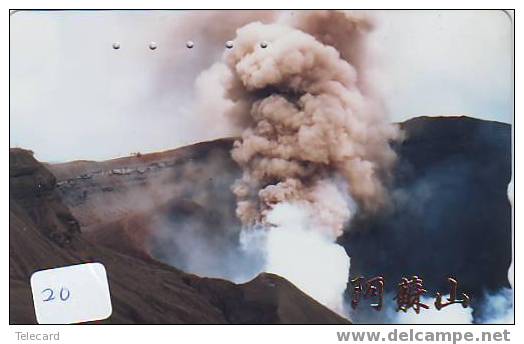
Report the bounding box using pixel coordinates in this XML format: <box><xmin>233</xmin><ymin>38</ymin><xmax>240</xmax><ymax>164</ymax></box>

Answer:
<box><xmin>199</xmin><ymin>11</ymin><xmax>400</xmax><ymax>313</ymax></box>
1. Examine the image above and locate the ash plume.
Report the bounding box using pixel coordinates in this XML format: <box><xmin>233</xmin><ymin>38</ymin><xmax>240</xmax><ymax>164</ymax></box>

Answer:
<box><xmin>196</xmin><ymin>10</ymin><xmax>400</xmax><ymax>312</ymax></box>
<box><xmin>225</xmin><ymin>14</ymin><xmax>400</xmax><ymax>226</ymax></box>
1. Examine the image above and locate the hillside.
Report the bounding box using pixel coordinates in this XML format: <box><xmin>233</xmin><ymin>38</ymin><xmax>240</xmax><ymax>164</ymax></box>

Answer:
<box><xmin>9</xmin><ymin>148</ymin><xmax>350</xmax><ymax>324</ymax></box>
<box><xmin>42</xmin><ymin>115</ymin><xmax>512</xmax><ymax>322</ymax></box>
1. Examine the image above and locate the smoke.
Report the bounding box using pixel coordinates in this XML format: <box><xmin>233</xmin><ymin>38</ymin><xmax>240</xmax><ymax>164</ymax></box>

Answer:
<box><xmin>163</xmin><ymin>10</ymin><xmax>511</xmax><ymax>323</ymax></box>
<box><xmin>389</xmin><ymin>179</ymin><xmax>513</xmax><ymax>324</ymax></box>
<box><xmin>225</xmin><ymin>17</ymin><xmax>399</xmax><ymax>221</ymax></box>
<box><xmin>190</xmin><ymin>11</ymin><xmax>400</xmax><ymax>313</ymax></box>
<box><xmin>393</xmin><ymin>291</ymin><xmax>513</xmax><ymax>324</ymax></box>
<box><xmin>393</xmin><ymin>178</ymin><xmax>514</xmax><ymax>324</ymax></box>
<box><xmin>241</xmin><ymin>198</ymin><xmax>353</xmax><ymax>312</ymax></box>
<box><xmin>346</xmin><ymin>291</ymin><xmax>475</xmax><ymax>324</ymax></box>
<box><xmin>476</xmin><ymin>180</ymin><xmax>514</xmax><ymax>324</ymax></box>
<box><xmin>10</xmin><ymin>10</ymin><xmax>278</xmax><ymax>162</ymax></box>
<box><xmin>395</xmin><ymin>296</ymin><xmax>474</xmax><ymax>324</ymax></box>
<box><xmin>477</xmin><ymin>288</ymin><xmax>513</xmax><ymax>324</ymax></box>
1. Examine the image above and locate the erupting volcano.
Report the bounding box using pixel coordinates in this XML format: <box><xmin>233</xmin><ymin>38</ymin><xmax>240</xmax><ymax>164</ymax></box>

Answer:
<box><xmin>9</xmin><ymin>10</ymin><xmax>513</xmax><ymax>324</ymax></box>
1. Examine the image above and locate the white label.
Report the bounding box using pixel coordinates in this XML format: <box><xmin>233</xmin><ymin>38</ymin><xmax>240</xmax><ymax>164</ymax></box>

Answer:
<box><xmin>30</xmin><ymin>262</ymin><xmax>112</xmax><ymax>324</ymax></box>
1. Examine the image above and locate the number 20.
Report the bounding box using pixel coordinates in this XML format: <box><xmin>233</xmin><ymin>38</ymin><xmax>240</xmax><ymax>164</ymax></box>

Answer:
<box><xmin>42</xmin><ymin>287</ymin><xmax>70</xmax><ymax>302</ymax></box>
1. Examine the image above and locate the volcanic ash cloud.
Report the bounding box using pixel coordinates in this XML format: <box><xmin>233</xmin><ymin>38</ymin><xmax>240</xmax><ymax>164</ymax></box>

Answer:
<box><xmin>204</xmin><ymin>12</ymin><xmax>400</xmax><ymax>313</ymax></box>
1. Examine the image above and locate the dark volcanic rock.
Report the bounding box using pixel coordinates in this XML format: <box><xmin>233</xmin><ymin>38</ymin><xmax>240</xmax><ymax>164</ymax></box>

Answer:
<box><xmin>9</xmin><ymin>148</ymin><xmax>349</xmax><ymax>324</ymax></box>
<box><xmin>341</xmin><ymin>116</ymin><xmax>512</xmax><ymax>311</ymax></box>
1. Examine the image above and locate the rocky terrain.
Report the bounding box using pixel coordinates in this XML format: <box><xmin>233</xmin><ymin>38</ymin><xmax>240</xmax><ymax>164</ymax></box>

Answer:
<box><xmin>47</xmin><ymin>116</ymin><xmax>512</xmax><ymax>301</ymax></box>
<box><xmin>10</xmin><ymin>115</ymin><xmax>512</xmax><ymax>324</ymax></box>
<box><xmin>9</xmin><ymin>148</ymin><xmax>349</xmax><ymax>324</ymax></box>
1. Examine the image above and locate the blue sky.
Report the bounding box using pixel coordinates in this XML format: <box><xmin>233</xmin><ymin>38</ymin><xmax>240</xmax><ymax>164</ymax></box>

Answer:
<box><xmin>10</xmin><ymin>10</ymin><xmax>513</xmax><ymax>162</ymax></box>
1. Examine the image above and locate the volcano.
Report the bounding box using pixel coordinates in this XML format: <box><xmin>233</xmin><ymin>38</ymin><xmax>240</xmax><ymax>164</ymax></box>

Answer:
<box><xmin>10</xmin><ymin>115</ymin><xmax>512</xmax><ymax>324</ymax></box>
<box><xmin>51</xmin><ymin>116</ymin><xmax>512</xmax><ymax>302</ymax></box>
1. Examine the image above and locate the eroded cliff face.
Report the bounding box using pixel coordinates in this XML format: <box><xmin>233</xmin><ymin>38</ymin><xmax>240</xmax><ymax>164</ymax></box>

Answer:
<box><xmin>11</xmin><ymin>148</ymin><xmax>81</xmax><ymax>247</ymax></box>
<box><xmin>9</xmin><ymin>148</ymin><xmax>350</xmax><ymax>324</ymax></box>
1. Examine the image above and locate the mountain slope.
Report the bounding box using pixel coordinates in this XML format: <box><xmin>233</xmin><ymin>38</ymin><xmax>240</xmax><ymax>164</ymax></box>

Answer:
<box><xmin>44</xmin><ymin>115</ymin><xmax>512</xmax><ymax>320</ymax></box>
<box><xmin>9</xmin><ymin>148</ymin><xmax>350</xmax><ymax>324</ymax></box>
